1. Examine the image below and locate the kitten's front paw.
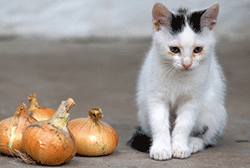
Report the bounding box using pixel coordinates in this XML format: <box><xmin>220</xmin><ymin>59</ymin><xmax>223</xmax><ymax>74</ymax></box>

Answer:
<box><xmin>172</xmin><ymin>143</ymin><xmax>191</xmax><ymax>159</ymax></box>
<box><xmin>150</xmin><ymin>143</ymin><xmax>172</xmax><ymax>160</ymax></box>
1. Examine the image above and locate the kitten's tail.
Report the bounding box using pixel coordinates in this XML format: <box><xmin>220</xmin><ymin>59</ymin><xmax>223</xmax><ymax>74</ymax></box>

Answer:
<box><xmin>126</xmin><ymin>126</ymin><xmax>152</xmax><ymax>153</ymax></box>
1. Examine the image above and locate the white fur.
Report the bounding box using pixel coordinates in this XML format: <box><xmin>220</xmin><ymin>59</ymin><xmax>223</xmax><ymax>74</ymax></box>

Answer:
<box><xmin>136</xmin><ymin>18</ymin><xmax>227</xmax><ymax>160</ymax></box>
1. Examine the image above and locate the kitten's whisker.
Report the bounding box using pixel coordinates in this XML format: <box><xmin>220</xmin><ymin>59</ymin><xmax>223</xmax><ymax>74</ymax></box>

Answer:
<box><xmin>169</xmin><ymin>67</ymin><xmax>176</xmax><ymax>78</ymax></box>
<box><xmin>159</xmin><ymin>66</ymin><xmax>175</xmax><ymax>83</ymax></box>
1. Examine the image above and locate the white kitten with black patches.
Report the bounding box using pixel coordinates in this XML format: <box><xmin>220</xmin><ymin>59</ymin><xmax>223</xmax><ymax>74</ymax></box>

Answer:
<box><xmin>128</xmin><ymin>3</ymin><xmax>227</xmax><ymax>160</ymax></box>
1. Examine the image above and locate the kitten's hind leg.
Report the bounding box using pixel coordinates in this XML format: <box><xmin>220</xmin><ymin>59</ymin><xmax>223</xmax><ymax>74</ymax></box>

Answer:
<box><xmin>189</xmin><ymin>126</ymin><xmax>208</xmax><ymax>153</ymax></box>
<box><xmin>196</xmin><ymin>104</ymin><xmax>227</xmax><ymax>147</ymax></box>
<box><xmin>188</xmin><ymin>137</ymin><xmax>205</xmax><ymax>154</ymax></box>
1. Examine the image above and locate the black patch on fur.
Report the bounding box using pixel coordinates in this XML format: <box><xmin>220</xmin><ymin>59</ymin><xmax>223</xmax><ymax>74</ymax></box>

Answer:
<box><xmin>191</xmin><ymin>126</ymin><xmax>209</xmax><ymax>137</ymax></box>
<box><xmin>187</xmin><ymin>10</ymin><xmax>206</xmax><ymax>33</ymax></box>
<box><xmin>126</xmin><ymin>127</ymin><xmax>152</xmax><ymax>153</ymax></box>
<box><xmin>205</xmin><ymin>144</ymin><xmax>215</xmax><ymax>149</ymax></box>
<box><xmin>167</xmin><ymin>7</ymin><xmax>208</xmax><ymax>35</ymax></box>
<box><xmin>177</xmin><ymin>8</ymin><xmax>188</xmax><ymax>15</ymax></box>
<box><xmin>170</xmin><ymin>12</ymin><xmax>186</xmax><ymax>35</ymax></box>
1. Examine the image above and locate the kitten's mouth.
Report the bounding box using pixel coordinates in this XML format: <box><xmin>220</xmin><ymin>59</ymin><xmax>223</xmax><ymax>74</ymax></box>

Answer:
<box><xmin>181</xmin><ymin>68</ymin><xmax>192</xmax><ymax>71</ymax></box>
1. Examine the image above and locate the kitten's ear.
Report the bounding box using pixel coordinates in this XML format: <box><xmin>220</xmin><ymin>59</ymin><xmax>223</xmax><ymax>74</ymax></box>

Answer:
<box><xmin>201</xmin><ymin>3</ymin><xmax>219</xmax><ymax>30</ymax></box>
<box><xmin>152</xmin><ymin>3</ymin><xmax>172</xmax><ymax>31</ymax></box>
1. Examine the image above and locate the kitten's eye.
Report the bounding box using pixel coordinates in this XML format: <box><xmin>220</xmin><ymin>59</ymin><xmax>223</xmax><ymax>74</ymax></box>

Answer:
<box><xmin>170</xmin><ymin>46</ymin><xmax>180</xmax><ymax>54</ymax></box>
<box><xmin>193</xmin><ymin>46</ymin><xmax>203</xmax><ymax>53</ymax></box>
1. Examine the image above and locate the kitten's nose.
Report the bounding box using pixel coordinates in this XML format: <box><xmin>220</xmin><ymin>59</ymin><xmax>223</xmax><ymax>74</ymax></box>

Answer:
<box><xmin>182</xmin><ymin>63</ymin><xmax>191</xmax><ymax>69</ymax></box>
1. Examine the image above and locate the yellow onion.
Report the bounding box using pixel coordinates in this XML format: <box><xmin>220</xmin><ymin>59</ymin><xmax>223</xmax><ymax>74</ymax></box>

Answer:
<box><xmin>68</xmin><ymin>107</ymin><xmax>118</xmax><ymax>156</ymax></box>
<box><xmin>28</xmin><ymin>93</ymin><xmax>56</xmax><ymax>121</ymax></box>
<box><xmin>21</xmin><ymin>98</ymin><xmax>76</xmax><ymax>165</ymax></box>
<box><xmin>0</xmin><ymin>104</ymin><xmax>37</xmax><ymax>156</ymax></box>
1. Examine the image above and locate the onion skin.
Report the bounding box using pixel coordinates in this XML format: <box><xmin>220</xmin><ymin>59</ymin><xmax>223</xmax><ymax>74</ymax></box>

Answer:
<box><xmin>22</xmin><ymin>122</ymin><xmax>76</xmax><ymax>165</ymax></box>
<box><xmin>68</xmin><ymin>107</ymin><xmax>118</xmax><ymax>156</ymax></box>
<box><xmin>28</xmin><ymin>93</ymin><xmax>56</xmax><ymax>121</ymax></box>
<box><xmin>0</xmin><ymin>104</ymin><xmax>37</xmax><ymax>156</ymax></box>
<box><xmin>28</xmin><ymin>108</ymin><xmax>55</xmax><ymax>121</ymax></box>
<box><xmin>0</xmin><ymin>117</ymin><xmax>12</xmax><ymax>155</ymax></box>
<box><xmin>22</xmin><ymin>98</ymin><xmax>76</xmax><ymax>165</ymax></box>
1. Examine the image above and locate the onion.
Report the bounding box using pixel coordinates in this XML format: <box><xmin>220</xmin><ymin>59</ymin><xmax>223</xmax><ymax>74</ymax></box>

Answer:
<box><xmin>0</xmin><ymin>104</ymin><xmax>37</xmax><ymax>156</ymax></box>
<box><xmin>68</xmin><ymin>107</ymin><xmax>118</xmax><ymax>156</ymax></box>
<box><xmin>21</xmin><ymin>98</ymin><xmax>77</xmax><ymax>165</ymax></box>
<box><xmin>28</xmin><ymin>93</ymin><xmax>56</xmax><ymax>121</ymax></box>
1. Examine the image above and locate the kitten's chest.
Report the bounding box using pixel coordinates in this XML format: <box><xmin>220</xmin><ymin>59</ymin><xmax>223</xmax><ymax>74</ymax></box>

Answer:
<box><xmin>161</xmin><ymin>72</ymin><xmax>203</xmax><ymax>104</ymax></box>
<box><xmin>163</xmin><ymin>83</ymin><xmax>191</xmax><ymax>105</ymax></box>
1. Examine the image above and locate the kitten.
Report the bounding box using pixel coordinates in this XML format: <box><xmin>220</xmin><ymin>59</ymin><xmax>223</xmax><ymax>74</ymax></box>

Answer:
<box><xmin>127</xmin><ymin>3</ymin><xmax>227</xmax><ymax>160</ymax></box>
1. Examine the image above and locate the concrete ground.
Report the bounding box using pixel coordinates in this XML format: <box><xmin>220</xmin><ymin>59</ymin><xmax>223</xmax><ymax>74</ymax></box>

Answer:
<box><xmin>0</xmin><ymin>37</ymin><xmax>249</xmax><ymax>167</ymax></box>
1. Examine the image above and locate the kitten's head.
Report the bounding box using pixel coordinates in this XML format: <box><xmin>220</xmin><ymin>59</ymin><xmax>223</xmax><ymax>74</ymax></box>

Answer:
<box><xmin>152</xmin><ymin>3</ymin><xmax>219</xmax><ymax>71</ymax></box>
